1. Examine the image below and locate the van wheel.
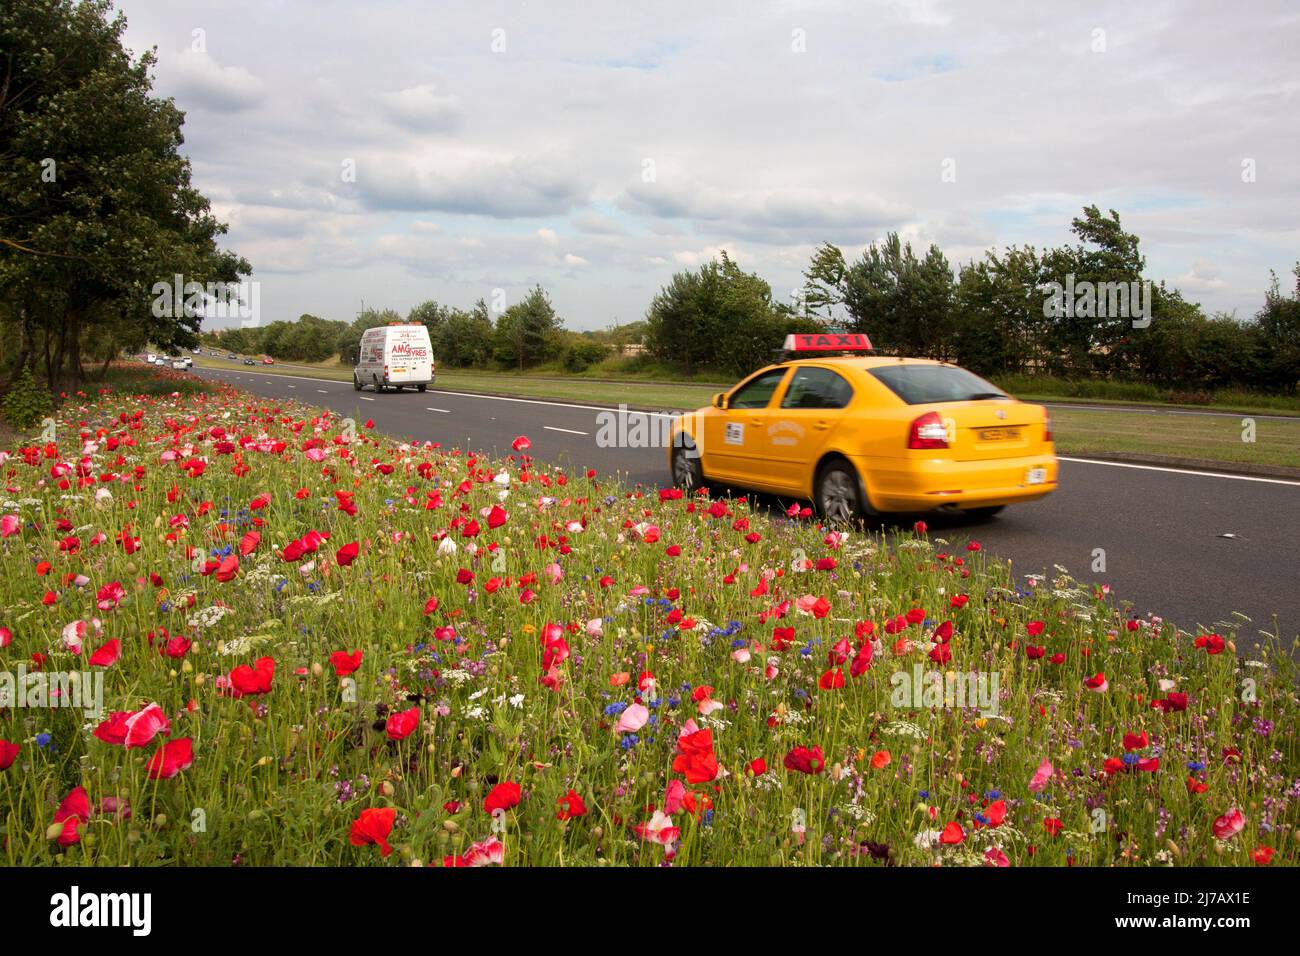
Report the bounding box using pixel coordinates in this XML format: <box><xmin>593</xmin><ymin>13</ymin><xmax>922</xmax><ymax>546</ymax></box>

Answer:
<box><xmin>815</xmin><ymin>459</ymin><xmax>869</xmax><ymax>525</ymax></box>
<box><xmin>417</xmin><ymin>384</ymin><xmax>427</xmax><ymax>393</ymax></box>
<box><xmin>372</xmin><ymin>376</ymin><xmax>383</xmax><ymax>393</ymax></box>
<box><xmin>352</xmin><ymin>374</ymin><xmax>362</xmax><ymax>391</ymax></box>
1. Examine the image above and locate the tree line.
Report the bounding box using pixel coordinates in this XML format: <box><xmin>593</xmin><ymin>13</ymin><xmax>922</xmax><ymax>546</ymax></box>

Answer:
<box><xmin>206</xmin><ymin>285</ymin><xmax>618</xmax><ymax>372</ymax></box>
<box><xmin>793</xmin><ymin>207</ymin><xmax>1300</xmax><ymax>394</ymax></box>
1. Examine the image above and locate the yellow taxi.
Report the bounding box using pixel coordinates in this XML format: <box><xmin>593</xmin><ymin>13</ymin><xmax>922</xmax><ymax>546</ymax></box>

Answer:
<box><xmin>667</xmin><ymin>333</ymin><xmax>1057</xmax><ymax>521</ymax></box>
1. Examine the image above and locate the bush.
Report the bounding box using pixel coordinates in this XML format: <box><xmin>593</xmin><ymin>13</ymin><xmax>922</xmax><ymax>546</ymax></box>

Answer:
<box><xmin>1</xmin><ymin>365</ymin><xmax>55</xmax><ymax>430</ymax></box>
<box><xmin>561</xmin><ymin>339</ymin><xmax>610</xmax><ymax>373</ymax></box>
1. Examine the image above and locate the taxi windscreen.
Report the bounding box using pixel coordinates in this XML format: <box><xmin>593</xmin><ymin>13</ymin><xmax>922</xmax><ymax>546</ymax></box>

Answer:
<box><xmin>868</xmin><ymin>364</ymin><xmax>1007</xmax><ymax>405</ymax></box>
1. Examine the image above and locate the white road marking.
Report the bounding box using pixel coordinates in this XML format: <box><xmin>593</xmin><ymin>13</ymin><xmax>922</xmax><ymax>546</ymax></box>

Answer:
<box><xmin>1059</xmin><ymin>456</ymin><xmax>1300</xmax><ymax>487</ymax></box>
<box><xmin>544</xmin><ymin>425</ymin><xmax>589</xmax><ymax>435</ymax></box>
<box><xmin>360</xmin><ymin>396</ymin><xmax>375</xmax><ymax>402</ymax></box>
<box><xmin>317</xmin><ymin>389</ymin><xmax>329</xmax><ymax>394</ymax></box>
<box><xmin>287</xmin><ymin>385</ymin><xmax>296</xmax><ymax>389</ymax></box>
<box><xmin>426</xmin><ymin>407</ymin><xmax>450</xmax><ymax>413</ymax></box>
<box><xmin>199</xmin><ymin>370</ymin><xmax>1299</xmax><ymax>487</ymax></box>
<box><xmin>433</xmin><ymin>388</ymin><xmax>679</xmax><ymax>418</ymax></box>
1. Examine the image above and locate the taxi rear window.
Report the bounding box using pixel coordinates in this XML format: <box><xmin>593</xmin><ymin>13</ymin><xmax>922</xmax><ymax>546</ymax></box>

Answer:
<box><xmin>868</xmin><ymin>365</ymin><xmax>1007</xmax><ymax>405</ymax></box>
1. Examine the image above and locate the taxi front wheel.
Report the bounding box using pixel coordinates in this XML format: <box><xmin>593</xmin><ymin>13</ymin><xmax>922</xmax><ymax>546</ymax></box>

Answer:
<box><xmin>671</xmin><ymin>443</ymin><xmax>703</xmax><ymax>490</ymax></box>
<box><xmin>815</xmin><ymin>459</ymin><xmax>871</xmax><ymax>525</ymax></box>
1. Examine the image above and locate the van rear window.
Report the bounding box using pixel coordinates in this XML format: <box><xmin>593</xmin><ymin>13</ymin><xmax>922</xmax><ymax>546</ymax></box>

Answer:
<box><xmin>868</xmin><ymin>365</ymin><xmax>1007</xmax><ymax>405</ymax></box>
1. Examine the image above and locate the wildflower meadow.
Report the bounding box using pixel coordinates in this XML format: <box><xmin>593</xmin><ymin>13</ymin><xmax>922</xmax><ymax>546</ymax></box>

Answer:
<box><xmin>1</xmin><ymin>374</ymin><xmax>1295</xmax><ymax>867</ymax></box>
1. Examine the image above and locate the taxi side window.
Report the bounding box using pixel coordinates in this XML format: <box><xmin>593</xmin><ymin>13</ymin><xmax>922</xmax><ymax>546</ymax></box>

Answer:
<box><xmin>728</xmin><ymin>369</ymin><xmax>788</xmax><ymax>409</ymax></box>
<box><xmin>780</xmin><ymin>367</ymin><xmax>854</xmax><ymax>409</ymax></box>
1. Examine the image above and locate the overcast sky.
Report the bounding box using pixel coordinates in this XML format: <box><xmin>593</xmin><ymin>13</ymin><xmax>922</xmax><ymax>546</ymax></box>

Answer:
<box><xmin>117</xmin><ymin>0</ymin><xmax>1299</xmax><ymax>331</ymax></box>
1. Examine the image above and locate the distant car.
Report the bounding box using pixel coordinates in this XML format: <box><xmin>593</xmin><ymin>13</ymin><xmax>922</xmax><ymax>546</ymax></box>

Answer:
<box><xmin>243</xmin><ymin>359</ymin><xmax>255</xmax><ymax>366</ymax></box>
<box><xmin>227</xmin><ymin>353</ymin><xmax>238</xmax><ymax>360</ymax></box>
<box><xmin>146</xmin><ymin>352</ymin><xmax>157</xmax><ymax>363</ymax></box>
<box><xmin>171</xmin><ymin>360</ymin><xmax>188</xmax><ymax>370</ymax></box>
<box><xmin>153</xmin><ymin>358</ymin><xmax>167</xmax><ymax>367</ymax></box>
<box><xmin>262</xmin><ymin>357</ymin><xmax>274</xmax><ymax>365</ymax></box>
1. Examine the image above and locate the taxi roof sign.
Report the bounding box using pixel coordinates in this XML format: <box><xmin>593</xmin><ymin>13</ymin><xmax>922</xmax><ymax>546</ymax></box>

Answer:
<box><xmin>783</xmin><ymin>332</ymin><xmax>874</xmax><ymax>353</ymax></box>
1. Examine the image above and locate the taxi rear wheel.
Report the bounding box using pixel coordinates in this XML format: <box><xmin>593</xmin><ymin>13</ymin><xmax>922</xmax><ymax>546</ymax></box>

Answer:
<box><xmin>815</xmin><ymin>459</ymin><xmax>868</xmax><ymax>525</ymax></box>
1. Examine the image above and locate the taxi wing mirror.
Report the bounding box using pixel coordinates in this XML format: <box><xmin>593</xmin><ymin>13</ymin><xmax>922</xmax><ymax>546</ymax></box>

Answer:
<box><xmin>712</xmin><ymin>392</ymin><xmax>728</xmax><ymax>410</ymax></box>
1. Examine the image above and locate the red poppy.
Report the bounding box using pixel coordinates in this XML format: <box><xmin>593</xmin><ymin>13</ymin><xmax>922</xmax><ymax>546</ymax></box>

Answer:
<box><xmin>330</xmin><ymin>649</ymin><xmax>363</xmax><ymax>676</ymax></box>
<box><xmin>93</xmin><ymin>703</ymin><xmax>171</xmax><ymax>749</ymax></box>
<box><xmin>335</xmin><ymin>541</ymin><xmax>359</xmax><ymax>566</ymax></box>
<box><xmin>0</xmin><ymin>740</ymin><xmax>19</xmax><ymax>771</ymax></box>
<box><xmin>556</xmin><ymin>789</ymin><xmax>587</xmax><ymax>820</ymax></box>
<box><xmin>215</xmin><ymin>554</ymin><xmax>239</xmax><ymax>582</ymax></box>
<box><xmin>350</xmin><ymin>807</ymin><xmax>396</xmax><ymax>856</ymax></box>
<box><xmin>1122</xmin><ymin>730</ymin><xmax>1149</xmax><ymax>751</ymax></box>
<box><xmin>673</xmin><ymin>728</ymin><xmax>720</xmax><ymax>783</ymax></box>
<box><xmin>146</xmin><ymin>737</ymin><xmax>194</xmax><ymax>779</ymax></box>
<box><xmin>483</xmin><ymin>781</ymin><xmax>521</xmax><ymax>816</ymax></box>
<box><xmin>386</xmin><ymin>705</ymin><xmax>420</xmax><ymax>741</ymax></box>
<box><xmin>53</xmin><ymin>786</ymin><xmax>91</xmax><ymax>846</ymax></box>
<box><xmin>1043</xmin><ymin>817</ymin><xmax>1064</xmax><ymax>836</ymax></box>
<box><xmin>940</xmin><ymin>821</ymin><xmax>965</xmax><ymax>844</ymax></box>
<box><xmin>88</xmin><ymin>638</ymin><xmax>121</xmax><ymax>668</ymax></box>
<box><xmin>818</xmin><ymin>667</ymin><xmax>845</xmax><ymax>690</ymax></box>
<box><xmin>783</xmin><ymin>745</ymin><xmax>825</xmax><ymax>775</ymax></box>
<box><xmin>229</xmin><ymin>656</ymin><xmax>275</xmax><ymax>696</ymax></box>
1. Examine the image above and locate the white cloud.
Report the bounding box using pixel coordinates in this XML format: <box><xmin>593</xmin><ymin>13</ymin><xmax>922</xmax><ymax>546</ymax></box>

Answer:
<box><xmin>117</xmin><ymin>0</ymin><xmax>1300</xmax><ymax>329</ymax></box>
<box><xmin>159</xmin><ymin>50</ymin><xmax>265</xmax><ymax>112</ymax></box>
<box><xmin>379</xmin><ymin>83</ymin><xmax>463</xmax><ymax>130</ymax></box>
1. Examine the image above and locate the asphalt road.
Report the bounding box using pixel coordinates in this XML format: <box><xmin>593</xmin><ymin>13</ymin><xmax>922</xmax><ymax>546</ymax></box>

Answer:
<box><xmin>196</xmin><ymin>365</ymin><xmax>1300</xmax><ymax>650</ymax></box>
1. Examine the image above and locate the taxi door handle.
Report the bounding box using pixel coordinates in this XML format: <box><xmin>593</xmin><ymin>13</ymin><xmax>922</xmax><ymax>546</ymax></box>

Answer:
<box><xmin>749</xmin><ymin>419</ymin><xmax>763</xmax><ymax>427</ymax></box>
<box><xmin>813</xmin><ymin>420</ymin><xmax>830</xmax><ymax>430</ymax></box>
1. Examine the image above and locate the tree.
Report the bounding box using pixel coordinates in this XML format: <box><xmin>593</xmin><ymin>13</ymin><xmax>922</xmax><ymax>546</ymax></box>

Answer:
<box><xmin>0</xmin><ymin>0</ymin><xmax>248</xmax><ymax>388</ymax></box>
<box><xmin>492</xmin><ymin>286</ymin><xmax>563</xmax><ymax>371</ymax></box>
<box><xmin>953</xmin><ymin>245</ymin><xmax>1043</xmax><ymax>376</ymax></box>
<box><xmin>802</xmin><ymin>234</ymin><xmax>956</xmax><ymax>358</ymax></box>
<box><xmin>646</xmin><ymin>252</ymin><xmax>821</xmax><ymax>376</ymax></box>
<box><xmin>335</xmin><ymin>307</ymin><xmax>400</xmax><ymax>362</ymax></box>
<box><xmin>1253</xmin><ymin>264</ymin><xmax>1300</xmax><ymax>393</ymax></box>
<box><xmin>1039</xmin><ymin>206</ymin><xmax>1146</xmax><ymax>377</ymax></box>
<box><xmin>434</xmin><ymin>300</ymin><xmax>494</xmax><ymax>368</ymax></box>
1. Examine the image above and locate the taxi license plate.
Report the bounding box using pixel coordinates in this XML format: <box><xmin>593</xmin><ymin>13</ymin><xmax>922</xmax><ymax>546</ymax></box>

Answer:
<box><xmin>978</xmin><ymin>427</ymin><xmax>1019</xmax><ymax>441</ymax></box>
<box><xmin>1026</xmin><ymin>467</ymin><xmax>1047</xmax><ymax>485</ymax></box>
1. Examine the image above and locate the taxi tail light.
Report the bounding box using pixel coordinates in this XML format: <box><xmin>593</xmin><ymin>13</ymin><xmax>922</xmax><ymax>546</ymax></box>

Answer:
<box><xmin>1044</xmin><ymin>411</ymin><xmax>1053</xmax><ymax>443</ymax></box>
<box><xmin>908</xmin><ymin>411</ymin><xmax>949</xmax><ymax>449</ymax></box>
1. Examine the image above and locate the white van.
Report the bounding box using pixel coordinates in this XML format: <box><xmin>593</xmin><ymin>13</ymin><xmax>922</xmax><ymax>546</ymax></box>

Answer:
<box><xmin>353</xmin><ymin>323</ymin><xmax>435</xmax><ymax>393</ymax></box>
